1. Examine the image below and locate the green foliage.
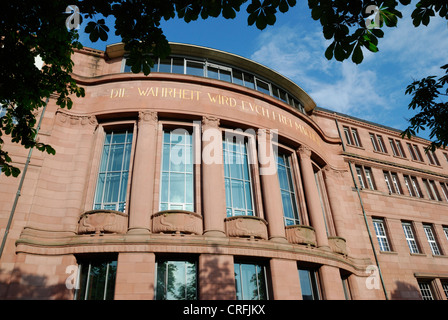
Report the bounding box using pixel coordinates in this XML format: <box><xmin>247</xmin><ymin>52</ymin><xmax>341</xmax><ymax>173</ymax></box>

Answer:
<box><xmin>402</xmin><ymin>64</ymin><xmax>448</xmax><ymax>152</ymax></box>
<box><xmin>1</xmin><ymin>0</ymin><xmax>448</xmax><ymax>177</ymax></box>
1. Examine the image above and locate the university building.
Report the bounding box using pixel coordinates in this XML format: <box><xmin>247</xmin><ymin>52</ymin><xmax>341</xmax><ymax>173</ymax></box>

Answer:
<box><xmin>1</xmin><ymin>42</ymin><xmax>448</xmax><ymax>300</ymax></box>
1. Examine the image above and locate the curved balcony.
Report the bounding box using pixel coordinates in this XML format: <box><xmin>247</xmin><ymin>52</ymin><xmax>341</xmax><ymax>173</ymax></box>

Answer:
<box><xmin>285</xmin><ymin>225</ymin><xmax>317</xmax><ymax>247</ymax></box>
<box><xmin>77</xmin><ymin>210</ymin><xmax>128</xmax><ymax>235</ymax></box>
<box><xmin>225</xmin><ymin>215</ymin><xmax>268</xmax><ymax>240</ymax></box>
<box><xmin>152</xmin><ymin>210</ymin><xmax>203</xmax><ymax>235</ymax></box>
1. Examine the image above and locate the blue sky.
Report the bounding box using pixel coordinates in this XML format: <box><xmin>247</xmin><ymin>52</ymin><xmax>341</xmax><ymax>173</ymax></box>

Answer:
<box><xmin>77</xmin><ymin>1</ymin><xmax>448</xmax><ymax>140</ymax></box>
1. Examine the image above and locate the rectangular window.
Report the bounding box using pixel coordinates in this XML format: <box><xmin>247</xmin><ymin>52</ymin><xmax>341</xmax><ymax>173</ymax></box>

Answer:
<box><xmin>423</xmin><ymin>148</ymin><xmax>440</xmax><ymax>166</ymax></box>
<box><xmin>442</xmin><ymin>281</ymin><xmax>448</xmax><ymax>299</ymax></box>
<box><xmin>383</xmin><ymin>171</ymin><xmax>394</xmax><ymax>194</ymax></box>
<box><xmin>351</xmin><ymin>128</ymin><xmax>361</xmax><ymax>147</ymax></box>
<box><xmin>403</xmin><ymin>175</ymin><xmax>413</xmax><ymax>196</ymax></box>
<box><xmin>370</xmin><ymin>134</ymin><xmax>379</xmax><ymax>151</ymax></box>
<box><xmin>206</xmin><ymin>62</ymin><xmax>232</xmax><ymax>82</ymax></box>
<box><xmin>439</xmin><ymin>183</ymin><xmax>448</xmax><ymax>201</ymax></box>
<box><xmin>391</xmin><ymin>173</ymin><xmax>402</xmax><ymax>195</ymax></box>
<box><xmin>413</xmin><ymin>144</ymin><xmax>423</xmax><ymax>162</ymax></box>
<box><xmin>425</xmin><ymin>148</ymin><xmax>436</xmax><ymax>165</ymax></box>
<box><xmin>377</xmin><ymin>135</ymin><xmax>387</xmax><ymax>153</ymax></box>
<box><xmin>298</xmin><ymin>268</ymin><xmax>320</xmax><ymax>300</ymax></box>
<box><xmin>411</xmin><ymin>177</ymin><xmax>422</xmax><ymax>198</ymax></box>
<box><xmin>155</xmin><ymin>259</ymin><xmax>197</xmax><ymax>300</ymax></box>
<box><xmin>373</xmin><ymin>218</ymin><xmax>391</xmax><ymax>252</ymax></box>
<box><xmin>407</xmin><ymin>143</ymin><xmax>417</xmax><ymax>160</ymax></box>
<box><xmin>422</xmin><ymin>179</ymin><xmax>440</xmax><ymax>201</ymax></box>
<box><xmin>223</xmin><ymin>136</ymin><xmax>254</xmax><ymax>217</ymax></box>
<box><xmin>432</xmin><ymin>152</ymin><xmax>440</xmax><ymax>166</ymax></box>
<box><xmin>94</xmin><ymin>131</ymin><xmax>133</xmax><ymax>212</ymax></box>
<box><xmin>234</xmin><ymin>262</ymin><xmax>268</xmax><ymax>300</ymax></box>
<box><xmin>423</xmin><ymin>224</ymin><xmax>441</xmax><ymax>255</ymax></box>
<box><xmin>402</xmin><ymin>222</ymin><xmax>420</xmax><ymax>254</ymax></box>
<box><xmin>389</xmin><ymin>138</ymin><xmax>398</xmax><ymax>156</ymax></box>
<box><xmin>255</xmin><ymin>78</ymin><xmax>271</xmax><ymax>95</ymax></box>
<box><xmin>75</xmin><ymin>256</ymin><xmax>117</xmax><ymax>300</ymax></box>
<box><xmin>160</xmin><ymin>128</ymin><xmax>194</xmax><ymax>211</ymax></box>
<box><xmin>356</xmin><ymin>165</ymin><xmax>366</xmax><ymax>189</ymax></box>
<box><xmin>344</xmin><ymin>127</ymin><xmax>353</xmax><ymax>145</ymax></box>
<box><xmin>443</xmin><ymin>226</ymin><xmax>448</xmax><ymax>242</ymax></box>
<box><xmin>418</xmin><ymin>281</ymin><xmax>434</xmax><ymax>300</ymax></box>
<box><xmin>186</xmin><ymin>60</ymin><xmax>204</xmax><ymax>77</ymax></box>
<box><xmin>277</xmin><ymin>152</ymin><xmax>300</xmax><ymax>226</ymax></box>
<box><xmin>364</xmin><ymin>167</ymin><xmax>376</xmax><ymax>190</ymax></box>
<box><xmin>396</xmin><ymin>140</ymin><xmax>406</xmax><ymax>158</ymax></box>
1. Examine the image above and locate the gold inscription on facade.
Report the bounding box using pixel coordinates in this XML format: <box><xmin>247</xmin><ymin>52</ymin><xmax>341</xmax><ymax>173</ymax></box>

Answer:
<box><xmin>109</xmin><ymin>86</ymin><xmax>321</xmax><ymax>145</ymax></box>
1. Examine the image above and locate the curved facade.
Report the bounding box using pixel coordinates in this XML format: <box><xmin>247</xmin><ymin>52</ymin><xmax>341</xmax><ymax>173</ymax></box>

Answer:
<box><xmin>1</xmin><ymin>43</ymin><xmax>448</xmax><ymax>300</ymax></box>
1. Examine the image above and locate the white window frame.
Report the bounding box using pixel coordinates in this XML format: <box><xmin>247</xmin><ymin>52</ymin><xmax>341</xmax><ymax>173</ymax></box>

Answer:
<box><xmin>402</xmin><ymin>222</ymin><xmax>419</xmax><ymax>254</ymax></box>
<box><xmin>423</xmin><ymin>224</ymin><xmax>441</xmax><ymax>255</ymax></box>
<box><xmin>373</xmin><ymin>218</ymin><xmax>391</xmax><ymax>252</ymax></box>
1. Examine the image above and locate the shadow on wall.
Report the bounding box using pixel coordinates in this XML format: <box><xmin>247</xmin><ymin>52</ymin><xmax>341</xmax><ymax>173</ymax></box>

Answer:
<box><xmin>390</xmin><ymin>281</ymin><xmax>422</xmax><ymax>300</ymax></box>
<box><xmin>197</xmin><ymin>252</ymin><xmax>236</xmax><ymax>300</ymax></box>
<box><xmin>0</xmin><ymin>268</ymin><xmax>72</xmax><ymax>300</ymax></box>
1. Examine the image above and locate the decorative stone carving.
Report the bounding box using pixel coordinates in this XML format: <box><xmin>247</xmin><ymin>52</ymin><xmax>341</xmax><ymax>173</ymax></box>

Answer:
<box><xmin>77</xmin><ymin>210</ymin><xmax>128</xmax><ymax>235</ymax></box>
<box><xmin>202</xmin><ymin>116</ymin><xmax>220</xmax><ymax>130</ymax></box>
<box><xmin>297</xmin><ymin>145</ymin><xmax>312</xmax><ymax>158</ymax></box>
<box><xmin>152</xmin><ymin>210</ymin><xmax>203</xmax><ymax>235</ymax></box>
<box><xmin>285</xmin><ymin>225</ymin><xmax>317</xmax><ymax>247</ymax></box>
<box><xmin>328</xmin><ymin>236</ymin><xmax>348</xmax><ymax>256</ymax></box>
<box><xmin>138</xmin><ymin>110</ymin><xmax>158</xmax><ymax>123</ymax></box>
<box><xmin>56</xmin><ymin>110</ymin><xmax>98</xmax><ymax>127</ymax></box>
<box><xmin>225</xmin><ymin>216</ymin><xmax>268</xmax><ymax>240</ymax></box>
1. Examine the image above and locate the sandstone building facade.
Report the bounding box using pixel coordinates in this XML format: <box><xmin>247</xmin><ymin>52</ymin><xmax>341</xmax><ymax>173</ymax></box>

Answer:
<box><xmin>0</xmin><ymin>43</ymin><xmax>447</xmax><ymax>300</ymax></box>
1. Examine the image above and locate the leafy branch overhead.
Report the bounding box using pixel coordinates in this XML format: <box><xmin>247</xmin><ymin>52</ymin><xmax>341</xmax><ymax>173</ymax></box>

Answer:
<box><xmin>1</xmin><ymin>1</ymin><xmax>447</xmax><ymax>177</ymax></box>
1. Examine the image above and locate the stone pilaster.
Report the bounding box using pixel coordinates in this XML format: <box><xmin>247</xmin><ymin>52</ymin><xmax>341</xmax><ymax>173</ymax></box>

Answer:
<box><xmin>128</xmin><ymin>111</ymin><xmax>158</xmax><ymax>234</ymax></box>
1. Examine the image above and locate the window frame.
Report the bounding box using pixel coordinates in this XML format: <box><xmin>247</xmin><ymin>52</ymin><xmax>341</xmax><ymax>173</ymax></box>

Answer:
<box><xmin>90</xmin><ymin>122</ymin><xmax>137</xmax><ymax>213</ymax></box>
<box><xmin>423</xmin><ymin>224</ymin><xmax>442</xmax><ymax>256</ymax></box>
<box><xmin>156</xmin><ymin>121</ymin><xmax>201</xmax><ymax>215</ymax></box>
<box><xmin>402</xmin><ymin>221</ymin><xmax>420</xmax><ymax>254</ymax></box>
<box><xmin>372</xmin><ymin>218</ymin><xmax>392</xmax><ymax>252</ymax></box>
<box><xmin>234</xmin><ymin>260</ymin><xmax>269</xmax><ymax>300</ymax></box>
<box><xmin>418</xmin><ymin>280</ymin><xmax>435</xmax><ymax>300</ymax></box>
<box><xmin>74</xmin><ymin>254</ymin><xmax>118</xmax><ymax>300</ymax></box>
<box><xmin>159</xmin><ymin>126</ymin><xmax>195</xmax><ymax>212</ymax></box>
<box><xmin>276</xmin><ymin>148</ymin><xmax>302</xmax><ymax>226</ymax></box>
<box><xmin>298</xmin><ymin>267</ymin><xmax>321</xmax><ymax>300</ymax></box>
<box><xmin>222</xmin><ymin>129</ymin><xmax>263</xmax><ymax>218</ymax></box>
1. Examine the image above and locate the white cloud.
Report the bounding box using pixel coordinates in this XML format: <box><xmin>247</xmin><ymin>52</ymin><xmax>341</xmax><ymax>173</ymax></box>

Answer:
<box><xmin>249</xmin><ymin>6</ymin><xmax>448</xmax><ymax>133</ymax></box>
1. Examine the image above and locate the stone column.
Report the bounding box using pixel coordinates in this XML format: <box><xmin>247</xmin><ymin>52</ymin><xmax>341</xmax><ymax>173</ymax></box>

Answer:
<box><xmin>128</xmin><ymin>111</ymin><xmax>158</xmax><ymax>234</ymax></box>
<box><xmin>269</xmin><ymin>258</ymin><xmax>301</xmax><ymax>299</ymax></box>
<box><xmin>322</xmin><ymin>166</ymin><xmax>345</xmax><ymax>236</ymax></box>
<box><xmin>258</xmin><ymin>129</ymin><xmax>287</xmax><ymax>242</ymax></box>
<box><xmin>319</xmin><ymin>265</ymin><xmax>346</xmax><ymax>299</ymax></box>
<box><xmin>297</xmin><ymin>146</ymin><xmax>330</xmax><ymax>250</ymax></box>
<box><xmin>114</xmin><ymin>252</ymin><xmax>156</xmax><ymax>300</ymax></box>
<box><xmin>201</xmin><ymin>116</ymin><xmax>226</xmax><ymax>237</ymax></box>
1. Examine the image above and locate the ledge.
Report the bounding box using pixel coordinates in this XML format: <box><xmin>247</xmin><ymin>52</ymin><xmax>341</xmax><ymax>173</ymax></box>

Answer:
<box><xmin>15</xmin><ymin>229</ymin><xmax>374</xmax><ymax>277</ymax></box>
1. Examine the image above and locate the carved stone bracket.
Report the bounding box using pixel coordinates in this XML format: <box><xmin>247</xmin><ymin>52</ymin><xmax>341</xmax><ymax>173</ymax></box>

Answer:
<box><xmin>202</xmin><ymin>116</ymin><xmax>220</xmax><ymax>130</ymax></box>
<box><xmin>138</xmin><ymin>110</ymin><xmax>158</xmax><ymax>123</ymax></box>
<box><xmin>152</xmin><ymin>210</ymin><xmax>203</xmax><ymax>235</ymax></box>
<box><xmin>328</xmin><ymin>236</ymin><xmax>348</xmax><ymax>256</ymax></box>
<box><xmin>225</xmin><ymin>215</ymin><xmax>268</xmax><ymax>240</ymax></box>
<box><xmin>297</xmin><ymin>145</ymin><xmax>312</xmax><ymax>158</ymax></box>
<box><xmin>285</xmin><ymin>225</ymin><xmax>317</xmax><ymax>247</ymax></box>
<box><xmin>77</xmin><ymin>210</ymin><xmax>128</xmax><ymax>235</ymax></box>
<box><xmin>56</xmin><ymin>110</ymin><xmax>98</xmax><ymax>128</ymax></box>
